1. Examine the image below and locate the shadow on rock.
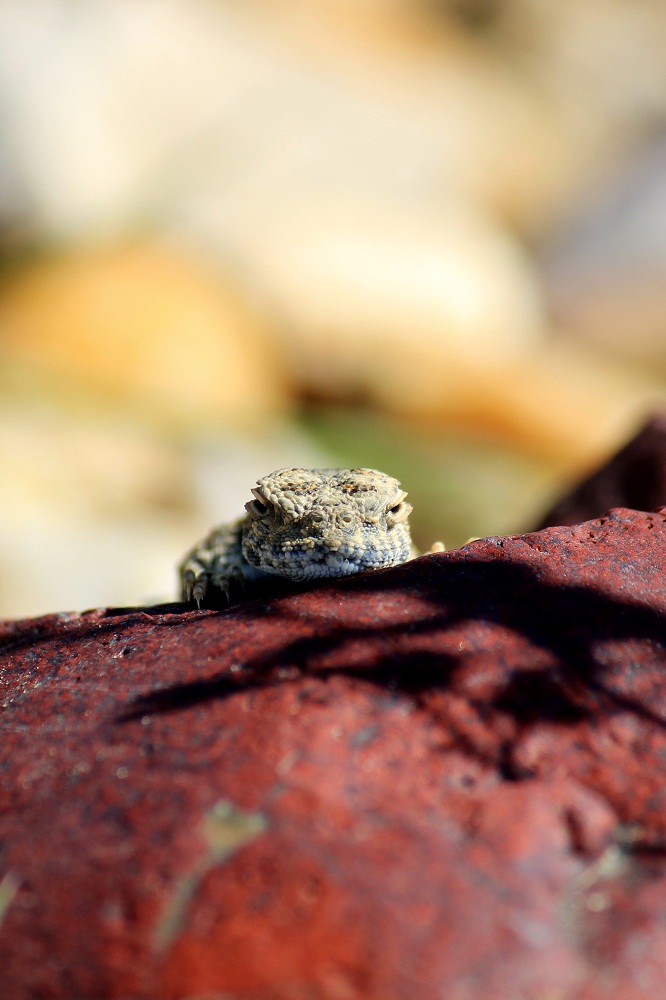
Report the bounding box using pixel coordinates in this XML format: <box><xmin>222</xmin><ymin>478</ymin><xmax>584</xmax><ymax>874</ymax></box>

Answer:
<box><xmin>120</xmin><ymin>557</ymin><xmax>666</xmax><ymax>753</ymax></box>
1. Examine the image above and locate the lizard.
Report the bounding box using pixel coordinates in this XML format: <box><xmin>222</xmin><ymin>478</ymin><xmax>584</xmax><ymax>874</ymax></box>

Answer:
<box><xmin>179</xmin><ymin>466</ymin><xmax>442</xmax><ymax>607</ymax></box>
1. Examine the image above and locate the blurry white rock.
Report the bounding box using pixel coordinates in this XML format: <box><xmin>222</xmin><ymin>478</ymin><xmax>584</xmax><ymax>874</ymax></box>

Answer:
<box><xmin>496</xmin><ymin>0</ymin><xmax>666</xmax><ymax>138</ymax></box>
<box><xmin>0</xmin><ymin>400</ymin><xmax>331</xmax><ymax>619</ymax></box>
<box><xmin>0</xmin><ymin>0</ymin><xmax>273</xmax><ymax>239</ymax></box>
<box><xmin>205</xmin><ymin>196</ymin><xmax>546</xmax><ymax>399</ymax></box>
<box><xmin>543</xmin><ymin>133</ymin><xmax>666</xmax><ymax>373</ymax></box>
<box><xmin>0</xmin><ymin>0</ymin><xmax>575</xmax><ymax>244</ymax></box>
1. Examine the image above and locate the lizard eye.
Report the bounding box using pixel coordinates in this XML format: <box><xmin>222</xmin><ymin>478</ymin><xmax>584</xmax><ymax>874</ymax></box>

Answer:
<box><xmin>245</xmin><ymin>496</ymin><xmax>270</xmax><ymax>520</ymax></box>
<box><xmin>386</xmin><ymin>495</ymin><xmax>411</xmax><ymax>526</ymax></box>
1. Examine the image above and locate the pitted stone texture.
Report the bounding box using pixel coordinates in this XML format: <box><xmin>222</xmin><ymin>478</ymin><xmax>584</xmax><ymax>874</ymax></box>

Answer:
<box><xmin>538</xmin><ymin>414</ymin><xmax>666</xmax><ymax>528</ymax></box>
<box><xmin>0</xmin><ymin>507</ymin><xmax>665</xmax><ymax>1000</ymax></box>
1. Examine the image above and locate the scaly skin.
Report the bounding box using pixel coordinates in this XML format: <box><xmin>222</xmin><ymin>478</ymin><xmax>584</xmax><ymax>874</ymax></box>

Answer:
<box><xmin>179</xmin><ymin>467</ymin><xmax>417</xmax><ymax>606</ymax></box>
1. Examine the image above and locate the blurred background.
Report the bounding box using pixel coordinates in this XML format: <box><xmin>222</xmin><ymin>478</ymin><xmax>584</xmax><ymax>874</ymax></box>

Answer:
<box><xmin>1</xmin><ymin>0</ymin><xmax>666</xmax><ymax>618</ymax></box>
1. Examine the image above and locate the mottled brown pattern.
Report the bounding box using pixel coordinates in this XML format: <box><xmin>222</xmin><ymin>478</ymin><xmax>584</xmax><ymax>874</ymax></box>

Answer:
<box><xmin>179</xmin><ymin>468</ymin><xmax>413</xmax><ymax>604</ymax></box>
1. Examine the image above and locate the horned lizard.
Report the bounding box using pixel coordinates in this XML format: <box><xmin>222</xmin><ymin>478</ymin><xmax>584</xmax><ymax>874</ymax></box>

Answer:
<box><xmin>179</xmin><ymin>467</ymin><xmax>434</xmax><ymax>606</ymax></box>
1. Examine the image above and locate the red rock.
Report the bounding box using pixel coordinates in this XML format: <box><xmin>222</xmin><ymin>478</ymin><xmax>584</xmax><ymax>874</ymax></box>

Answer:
<box><xmin>537</xmin><ymin>413</ymin><xmax>666</xmax><ymax>528</ymax></box>
<box><xmin>0</xmin><ymin>506</ymin><xmax>665</xmax><ymax>999</ymax></box>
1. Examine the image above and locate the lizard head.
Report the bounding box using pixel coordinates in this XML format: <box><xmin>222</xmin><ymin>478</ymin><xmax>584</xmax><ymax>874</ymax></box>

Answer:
<box><xmin>242</xmin><ymin>467</ymin><xmax>413</xmax><ymax>581</ymax></box>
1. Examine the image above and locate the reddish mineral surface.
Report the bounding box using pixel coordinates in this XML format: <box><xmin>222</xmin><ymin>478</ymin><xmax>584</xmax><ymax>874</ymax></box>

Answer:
<box><xmin>0</xmin><ymin>507</ymin><xmax>665</xmax><ymax>999</ymax></box>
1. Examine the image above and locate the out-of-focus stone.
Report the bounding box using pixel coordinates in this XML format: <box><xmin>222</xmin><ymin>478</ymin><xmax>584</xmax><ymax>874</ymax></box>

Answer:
<box><xmin>0</xmin><ymin>398</ymin><xmax>329</xmax><ymax>620</ymax></box>
<box><xmin>542</xmin><ymin>134</ymin><xmax>666</xmax><ymax>375</ymax></box>
<box><xmin>1</xmin><ymin>507</ymin><xmax>665</xmax><ymax>999</ymax></box>
<box><xmin>0</xmin><ymin>241</ymin><xmax>288</xmax><ymax>429</ymax></box>
<box><xmin>0</xmin><ymin>405</ymin><xmax>198</xmax><ymax>619</ymax></box>
<box><xmin>537</xmin><ymin>414</ymin><xmax>666</xmax><ymax>528</ymax></box>
<box><xmin>241</xmin><ymin>0</ymin><xmax>576</xmax><ymax>232</ymax></box>
<box><xmin>494</xmin><ymin>0</ymin><xmax>666</xmax><ymax>165</ymax></box>
<box><xmin>372</xmin><ymin>338</ymin><xmax>665</xmax><ymax>473</ymax></box>
<box><xmin>233</xmin><ymin>195</ymin><xmax>545</xmax><ymax>395</ymax></box>
<box><xmin>0</xmin><ymin>0</ymin><xmax>578</xmax><ymax>243</ymax></box>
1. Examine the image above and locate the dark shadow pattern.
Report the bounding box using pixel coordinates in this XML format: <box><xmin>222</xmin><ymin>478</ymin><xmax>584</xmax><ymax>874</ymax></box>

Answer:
<box><xmin>117</xmin><ymin>558</ymin><xmax>666</xmax><ymax>767</ymax></box>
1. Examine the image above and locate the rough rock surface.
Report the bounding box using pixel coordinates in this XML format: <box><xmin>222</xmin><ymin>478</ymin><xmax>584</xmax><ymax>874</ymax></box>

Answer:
<box><xmin>0</xmin><ymin>507</ymin><xmax>665</xmax><ymax>1000</ymax></box>
<box><xmin>538</xmin><ymin>413</ymin><xmax>666</xmax><ymax>528</ymax></box>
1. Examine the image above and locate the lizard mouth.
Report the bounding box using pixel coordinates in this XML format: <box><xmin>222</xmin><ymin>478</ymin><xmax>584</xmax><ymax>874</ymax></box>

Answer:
<box><xmin>258</xmin><ymin>536</ymin><xmax>410</xmax><ymax>581</ymax></box>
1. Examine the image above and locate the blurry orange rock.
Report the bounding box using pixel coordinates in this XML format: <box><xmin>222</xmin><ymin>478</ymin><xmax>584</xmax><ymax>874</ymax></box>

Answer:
<box><xmin>0</xmin><ymin>242</ymin><xmax>288</xmax><ymax>428</ymax></box>
<box><xmin>371</xmin><ymin>339</ymin><xmax>666</xmax><ymax>476</ymax></box>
